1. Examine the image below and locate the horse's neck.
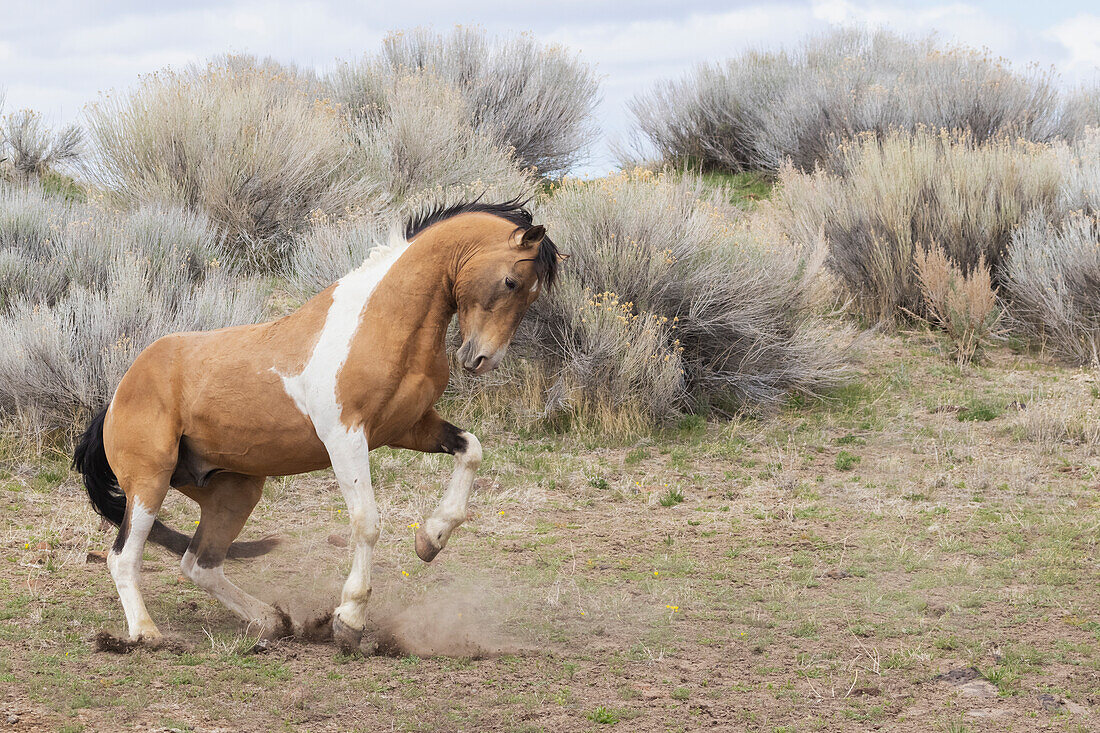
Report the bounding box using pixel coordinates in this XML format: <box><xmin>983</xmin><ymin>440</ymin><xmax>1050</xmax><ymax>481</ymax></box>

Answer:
<box><xmin>365</xmin><ymin>238</ymin><xmax>458</xmax><ymax>347</ymax></box>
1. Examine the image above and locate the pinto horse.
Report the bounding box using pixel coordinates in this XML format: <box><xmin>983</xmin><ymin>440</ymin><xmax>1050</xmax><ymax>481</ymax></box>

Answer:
<box><xmin>73</xmin><ymin>200</ymin><xmax>564</xmax><ymax>649</ymax></box>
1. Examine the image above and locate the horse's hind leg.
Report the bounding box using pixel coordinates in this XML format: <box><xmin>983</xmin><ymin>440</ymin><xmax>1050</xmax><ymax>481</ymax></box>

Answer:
<box><xmin>180</xmin><ymin>473</ymin><xmax>290</xmax><ymax>638</ymax></box>
<box><xmin>108</xmin><ymin>477</ymin><xmax>170</xmax><ymax>641</ymax></box>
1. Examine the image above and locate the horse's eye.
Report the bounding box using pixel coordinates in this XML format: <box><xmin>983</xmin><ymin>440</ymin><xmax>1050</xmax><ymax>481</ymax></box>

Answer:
<box><xmin>505</xmin><ymin>277</ymin><xmax>517</xmax><ymax>291</ymax></box>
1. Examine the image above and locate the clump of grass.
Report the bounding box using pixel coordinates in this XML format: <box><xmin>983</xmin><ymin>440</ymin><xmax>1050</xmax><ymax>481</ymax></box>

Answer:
<box><xmin>958</xmin><ymin>400</ymin><xmax>1002</xmax><ymax>422</ymax></box>
<box><xmin>659</xmin><ymin>487</ymin><xmax>685</xmax><ymax>507</ymax></box>
<box><xmin>628</xmin><ymin>29</ymin><xmax>1076</xmax><ymax>173</ymax></box>
<box><xmin>914</xmin><ymin>246</ymin><xmax>1000</xmax><ymax>364</ymax></box>
<box><xmin>834</xmin><ymin>451</ymin><xmax>861</xmax><ymax>471</ymax></box>
<box><xmin>588</xmin><ymin>706</ymin><xmax>620</xmax><ymax>724</ymax></box>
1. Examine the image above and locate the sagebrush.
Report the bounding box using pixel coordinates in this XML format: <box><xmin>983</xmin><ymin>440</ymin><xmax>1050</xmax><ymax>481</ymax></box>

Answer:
<box><xmin>330</xmin><ymin>26</ymin><xmax>599</xmax><ymax>178</ymax></box>
<box><xmin>0</xmin><ymin>185</ymin><xmax>264</xmax><ymax>437</ymax></box>
<box><xmin>777</xmin><ymin>129</ymin><xmax>1063</xmax><ymax>323</ymax></box>
<box><xmin>83</xmin><ymin>56</ymin><xmax>382</xmax><ymax>271</ymax></box>
<box><xmin>628</xmin><ymin>29</ymin><xmax>1083</xmax><ymax>173</ymax></box>
<box><xmin>1002</xmin><ymin>212</ymin><xmax>1100</xmax><ymax>365</ymax></box>
<box><xmin>516</xmin><ymin>171</ymin><xmax>849</xmax><ymax>422</ymax></box>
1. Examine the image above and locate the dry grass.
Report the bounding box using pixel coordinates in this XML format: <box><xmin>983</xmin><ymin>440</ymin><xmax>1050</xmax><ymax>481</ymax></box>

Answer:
<box><xmin>914</xmin><ymin>246</ymin><xmax>1000</xmax><ymax>364</ymax></box>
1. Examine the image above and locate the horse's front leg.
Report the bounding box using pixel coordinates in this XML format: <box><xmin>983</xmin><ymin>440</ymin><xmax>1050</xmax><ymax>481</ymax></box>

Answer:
<box><xmin>391</xmin><ymin>409</ymin><xmax>482</xmax><ymax>563</ymax></box>
<box><xmin>324</xmin><ymin>427</ymin><xmax>379</xmax><ymax>652</ymax></box>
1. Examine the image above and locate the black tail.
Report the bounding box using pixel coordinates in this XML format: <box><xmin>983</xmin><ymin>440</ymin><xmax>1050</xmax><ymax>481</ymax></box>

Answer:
<box><xmin>72</xmin><ymin>406</ymin><xmax>280</xmax><ymax>559</ymax></box>
<box><xmin>73</xmin><ymin>407</ymin><xmax>126</xmax><ymax>527</ymax></box>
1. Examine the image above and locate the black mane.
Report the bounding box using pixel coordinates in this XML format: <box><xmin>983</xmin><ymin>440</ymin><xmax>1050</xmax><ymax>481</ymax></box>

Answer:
<box><xmin>404</xmin><ymin>197</ymin><xmax>561</xmax><ymax>287</ymax></box>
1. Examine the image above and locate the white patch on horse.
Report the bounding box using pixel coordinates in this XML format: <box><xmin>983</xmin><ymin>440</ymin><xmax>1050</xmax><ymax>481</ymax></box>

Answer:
<box><xmin>277</xmin><ymin>230</ymin><xmax>403</xmax><ymax>636</ymax></box>
<box><xmin>278</xmin><ymin>229</ymin><xmax>409</xmax><ymax>438</ymax></box>
<box><xmin>107</xmin><ymin>498</ymin><xmax>160</xmax><ymax>640</ymax></box>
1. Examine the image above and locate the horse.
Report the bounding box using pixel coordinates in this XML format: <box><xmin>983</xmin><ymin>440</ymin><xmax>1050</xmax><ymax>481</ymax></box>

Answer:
<box><xmin>72</xmin><ymin>199</ymin><xmax>565</xmax><ymax>650</ymax></box>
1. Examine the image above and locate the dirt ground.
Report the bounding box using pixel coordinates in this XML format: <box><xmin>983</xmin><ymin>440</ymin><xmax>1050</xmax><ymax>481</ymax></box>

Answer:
<box><xmin>1</xmin><ymin>333</ymin><xmax>1097</xmax><ymax>732</ymax></box>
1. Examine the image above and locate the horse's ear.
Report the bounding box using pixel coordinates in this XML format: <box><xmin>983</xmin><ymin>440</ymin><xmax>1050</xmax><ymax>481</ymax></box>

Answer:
<box><xmin>516</xmin><ymin>225</ymin><xmax>545</xmax><ymax>249</ymax></box>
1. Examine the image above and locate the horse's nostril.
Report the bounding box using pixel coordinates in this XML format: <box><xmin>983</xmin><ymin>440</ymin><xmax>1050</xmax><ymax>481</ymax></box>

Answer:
<box><xmin>471</xmin><ymin>355</ymin><xmax>485</xmax><ymax>371</ymax></box>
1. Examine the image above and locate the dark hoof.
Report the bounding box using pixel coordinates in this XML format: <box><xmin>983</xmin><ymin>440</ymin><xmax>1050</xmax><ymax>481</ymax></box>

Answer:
<box><xmin>415</xmin><ymin>527</ymin><xmax>441</xmax><ymax>563</ymax></box>
<box><xmin>332</xmin><ymin>615</ymin><xmax>363</xmax><ymax>654</ymax></box>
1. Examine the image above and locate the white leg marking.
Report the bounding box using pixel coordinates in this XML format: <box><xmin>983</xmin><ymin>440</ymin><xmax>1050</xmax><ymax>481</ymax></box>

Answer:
<box><xmin>107</xmin><ymin>498</ymin><xmax>161</xmax><ymax>641</ymax></box>
<box><xmin>276</xmin><ymin>234</ymin><xmax>409</xmax><ymax>635</ymax></box>
<box><xmin>328</xmin><ymin>427</ymin><xmax>379</xmax><ymax>632</ymax></box>
<box><xmin>181</xmin><ymin>551</ymin><xmax>283</xmax><ymax>633</ymax></box>
<box><xmin>423</xmin><ymin>432</ymin><xmax>482</xmax><ymax>551</ymax></box>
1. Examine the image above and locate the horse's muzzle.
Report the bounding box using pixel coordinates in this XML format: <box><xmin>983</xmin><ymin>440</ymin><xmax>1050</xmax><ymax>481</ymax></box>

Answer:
<box><xmin>457</xmin><ymin>338</ymin><xmax>503</xmax><ymax>375</ymax></box>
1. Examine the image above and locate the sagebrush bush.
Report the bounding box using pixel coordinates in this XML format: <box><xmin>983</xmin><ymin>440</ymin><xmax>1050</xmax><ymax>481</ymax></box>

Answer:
<box><xmin>1</xmin><ymin>109</ymin><xmax>82</xmax><ymax>181</ymax></box>
<box><xmin>777</xmin><ymin>129</ymin><xmax>1062</xmax><ymax>322</ymax></box>
<box><xmin>0</xmin><ymin>184</ymin><xmax>265</xmax><ymax>436</ymax></box>
<box><xmin>330</xmin><ymin>26</ymin><xmax>599</xmax><ymax>177</ymax></box>
<box><xmin>0</xmin><ymin>185</ymin><xmax>221</xmax><ymax>313</ymax></box>
<box><xmin>629</xmin><ymin>29</ymin><xmax>1069</xmax><ymax>173</ymax></box>
<box><xmin>1002</xmin><ymin>213</ymin><xmax>1100</xmax><ymax>365</ymax></box>
<box><xmin>1058</xmin><ymin>85</ymin><xmax>1100</xmax><ymax>140</ymax></box>
<box><xmin>84</xmin><ymin>56</ymin><xmax>382</xmax><ymax>271</ymax></box>
<box><xmin>514</xmin><ymin>171</ymin><xmax>848</xmax><ymax>421</ymax></box>
<box><xmin>914</xmin><ymin>246</ymin><xmax>999</xmax><ymax>364</ymax></box>
<box><xmin>347</xmin><ymin>72</ymin><xmax>537</xmax><ymax>214</ymax></box>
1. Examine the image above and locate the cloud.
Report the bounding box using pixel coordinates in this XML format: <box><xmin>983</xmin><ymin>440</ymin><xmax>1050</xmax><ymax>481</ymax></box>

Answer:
<box><xmin>1046</xmin><ymin>13</ymin><xmax>1100</xmax><ymax>82</ymax></box>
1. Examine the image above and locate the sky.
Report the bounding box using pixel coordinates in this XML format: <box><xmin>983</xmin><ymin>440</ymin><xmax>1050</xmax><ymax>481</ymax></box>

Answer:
<box><xmin>2</xmin><ymin>0</ymin><xmax>1098</xmax><ymax>174</ymax></box>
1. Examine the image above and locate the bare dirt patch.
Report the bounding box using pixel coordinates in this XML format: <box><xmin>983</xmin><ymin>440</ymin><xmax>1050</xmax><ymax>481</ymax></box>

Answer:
<box><xmin>1</xmin><ymin>334</ymin><xmax>1097</xmax><ymax>731</ymax></box>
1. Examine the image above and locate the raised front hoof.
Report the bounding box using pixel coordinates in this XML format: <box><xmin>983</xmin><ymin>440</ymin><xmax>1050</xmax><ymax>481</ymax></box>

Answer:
<box><xmin>332</xmin><ymin>615</ymin><xmax>364</xmax><ymax>654</ymax></box>
<box><xmin>415</xmin><ymin>527</ymin><xmax>442</xmax><ymax>563</ymax></box>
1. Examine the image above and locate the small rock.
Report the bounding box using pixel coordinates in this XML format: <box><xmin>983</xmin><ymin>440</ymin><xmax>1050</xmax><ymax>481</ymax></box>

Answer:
<box><xmin>1063</xmin><ymin>699</ymin><xmax>1089</xmax><ymax>716</ymax></box>
<box><xmin>7</xmin><ymin>714</ymin><xmax>19</xmax><ymax>724</ymax></box>
<box><xmin>824</xmin><ymin>569</ymin><xmax>852</xmax><ymax>579</ymax></box>
<box><xmin>958</xmin><ymin>680</ymin><xmax>998</xmax><ymax>699</ymax></box>
<box><xmin>1039</xmin><ymin>693</ymin><xmax>1062</xmax><ymax>712</ymax></box>
<box><xmin>249</xmin><ymin>638</ymin><xmax>272</xmax><ymax>654</ymax></box>
<box><xmin>326</xmin><ymin>533</ymin><xmax>348</xmax><ymax>548</ymax></box>
<box><xmin>86</xmin><ymin>550</ymin><xmax>108</xmax><ymax>564</ymax></box>
<box><xmin>936</xmin><ymin>667</ymin><xmax>982</xmax><ymax>684</ymax></box>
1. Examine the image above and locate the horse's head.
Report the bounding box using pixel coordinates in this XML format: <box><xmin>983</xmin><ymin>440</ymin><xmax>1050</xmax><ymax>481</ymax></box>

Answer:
<box><xmin>454</xmin><ymin>218</ymin><xmax>566</xmax><ymax>375</ymax></box>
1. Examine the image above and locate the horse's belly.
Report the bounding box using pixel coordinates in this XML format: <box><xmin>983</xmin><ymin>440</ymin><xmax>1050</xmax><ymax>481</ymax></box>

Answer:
<box><xmin>180</xmin><ymin>370</ymin><xmax>331</xmax><ymax>477</ymax></box>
